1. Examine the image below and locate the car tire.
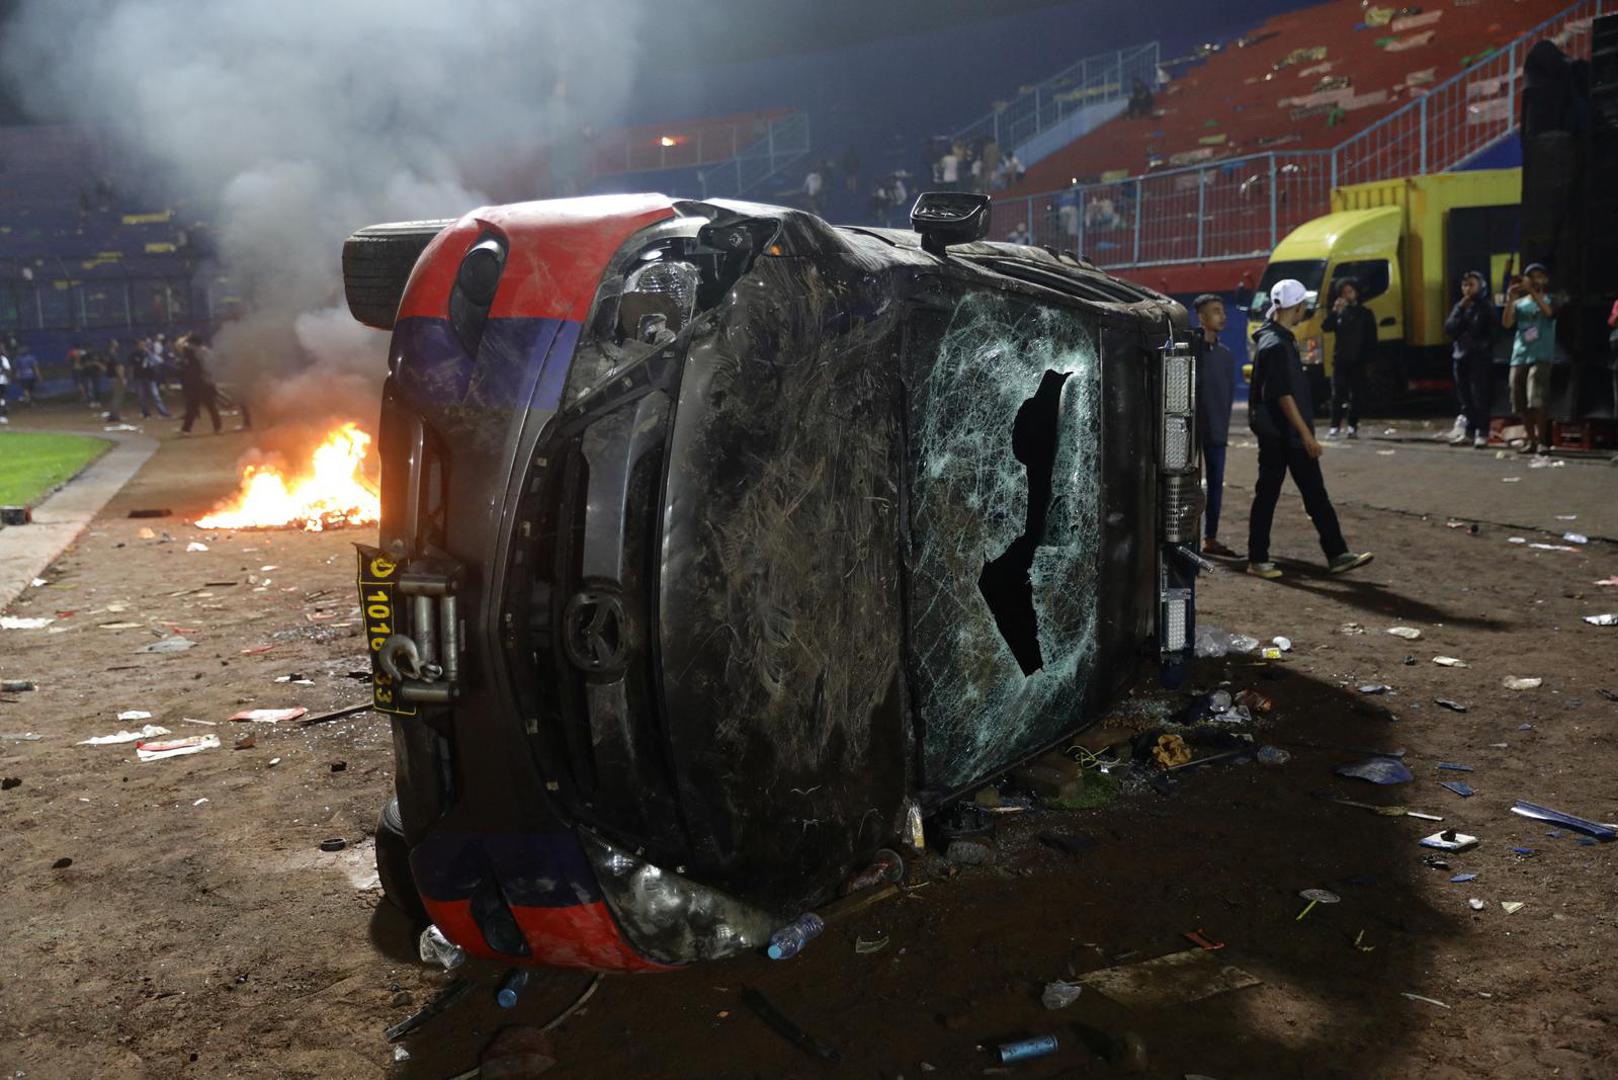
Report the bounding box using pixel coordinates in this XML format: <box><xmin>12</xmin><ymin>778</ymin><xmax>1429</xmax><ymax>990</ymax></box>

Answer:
<box><xmin>342</xmin><ymin>220</ymin><xmax>455</xmax><ymax>331</ymax></box>
<box><xmin>376</xmin><ymin>796</ymin><xmax>428</xmax><ymax>925</ymax></box>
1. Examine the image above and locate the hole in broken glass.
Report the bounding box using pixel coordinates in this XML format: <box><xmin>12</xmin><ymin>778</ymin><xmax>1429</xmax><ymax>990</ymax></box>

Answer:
<box><xmin>978</xmin><ymin>368</ymin><xmax>1071</xmax><ymax>676</ymax></box>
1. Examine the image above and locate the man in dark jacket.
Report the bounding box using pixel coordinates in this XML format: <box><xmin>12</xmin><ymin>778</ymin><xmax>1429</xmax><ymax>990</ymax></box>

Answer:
<box><xmin>1321</xmin><ymin>277</ymin><xmax>1376</xmax><ymax>437</ymax></box>
<box><xmin>1444</xmin><ymin>271</ymin><xmax>1497</xmax><ymax>448</ymax></box>
<box><xmin>1193</xmin><ymin>294</ymin><xmax>1238</xmax><ymax>557</ymax></box>
<box><xmin>1246</xmin><ymin>279</ymin><xmax>1374</xmax><ymax>580</ymax></box>
<box><xmin>178</xmin><ymin>334</ymin><xmax>222</xmax><ymax>435</ymax></box>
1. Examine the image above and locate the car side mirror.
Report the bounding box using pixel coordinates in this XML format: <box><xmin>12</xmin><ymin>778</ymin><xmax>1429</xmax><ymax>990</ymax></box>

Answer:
<box><xmin>910</xmin><ymin>191</ymin><xmax>990</xmax><ymax>258</ymax></box>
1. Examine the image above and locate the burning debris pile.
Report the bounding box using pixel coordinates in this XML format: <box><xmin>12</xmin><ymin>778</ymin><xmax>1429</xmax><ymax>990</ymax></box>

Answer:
<box><xmin>194</xmin><ymin>423</ymin><xmax>380</xmax><ymax>532</ymax></box>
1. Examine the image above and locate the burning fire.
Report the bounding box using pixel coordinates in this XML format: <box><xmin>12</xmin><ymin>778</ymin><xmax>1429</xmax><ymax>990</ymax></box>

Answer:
<box><xmin>195</xmin><ymin>422</ymin><xmax>381</xmax><ymax>532</ymax></box>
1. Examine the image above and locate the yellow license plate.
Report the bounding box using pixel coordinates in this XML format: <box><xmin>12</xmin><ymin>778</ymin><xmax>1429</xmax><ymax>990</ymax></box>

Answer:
<box><xmin>355</xmin><ymin>545</ymin><xmax>416</xmax><ymax>717</ymax></box>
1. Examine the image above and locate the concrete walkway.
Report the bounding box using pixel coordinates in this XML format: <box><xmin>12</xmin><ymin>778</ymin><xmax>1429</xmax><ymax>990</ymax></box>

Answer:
<box><xmin>0</xmin><ymin>430</ymin><xmax>158</xmax><ymax>609</ymax></box>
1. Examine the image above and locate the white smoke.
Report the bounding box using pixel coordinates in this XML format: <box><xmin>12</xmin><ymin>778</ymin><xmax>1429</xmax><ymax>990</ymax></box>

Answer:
<box><xmin>0</xmin><ymin>0</ymin><xmax>651</xmax><ymax>432</ymax></box>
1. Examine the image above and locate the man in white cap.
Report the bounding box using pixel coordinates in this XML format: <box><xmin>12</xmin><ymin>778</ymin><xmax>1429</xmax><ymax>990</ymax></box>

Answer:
<box><xmin>1245</xmin><ymin>278</ymin><xmax>1374</xmax><ymax>580</ymax></box>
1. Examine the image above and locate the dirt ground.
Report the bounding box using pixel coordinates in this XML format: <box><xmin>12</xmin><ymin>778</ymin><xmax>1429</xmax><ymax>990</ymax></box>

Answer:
<box><xmin>2</xmin><ymin>406</ymin><xmax>1616</xmax><ymax>1079</ymax></box>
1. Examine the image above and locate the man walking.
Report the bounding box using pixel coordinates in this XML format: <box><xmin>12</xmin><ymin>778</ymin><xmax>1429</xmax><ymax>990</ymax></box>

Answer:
<box><xmin>13</xmin><ymin>345</ymin><xmax>38</xmax><ymax>405</ymax></box>
<box><xmin>1443</xmin><ymin>271</ymin><xmax>1497</xmax><ymax>448</ymax></box>
<box><xmin>1502</xmin><ymin>263</ymin><xmax>1557</xmax><ymax>454</ymax></box>
<box><xmin>1246</xmin><ymin>279</ymin><xmax>1374</xmax><ymax>580</ymax></box>
<box><xmin>1193</xmin><ymin>294</ymin><xmax>1238</xmax><ymax>557</ymax></box>
<box><xmin>178</xmin><ymin>333</ymin><xmax>222</xmax><ymax>435</ymax></box>
<box><xmin>1321</xmin><ymin>278</ymin><xmax>1375</xmax><ymax>438</ymax></box>
<box><xmin>132</xmin><ymin>338</ymin><xmax>171</xmax><ymax>419</ymax></box>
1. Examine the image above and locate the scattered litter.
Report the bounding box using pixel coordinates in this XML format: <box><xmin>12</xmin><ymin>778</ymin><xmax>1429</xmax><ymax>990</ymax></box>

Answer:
<box><xmin>52</xmin><ymin>857</ymin><xmax>73</xmax><ymax>869</ymax></box>
<box><xmin>181</xmin><ymin>717</ymin><xmax>216</xmax><ymax>727</ymax></box>
<box><xmin>1432</xmin><ymin>656</ymin><xmax>1467</xmax><ymax>667</ymax></box>
<box><xmin>1502</xmin><ymin>677</ymin><xmax>1542</xmax><ymax>691</ymax></box>
<box><xmin>186</xmin><ymin>542</ymin><xmax>209</xmax><ymax>552</ymax></box>
<box><xmin>127</xmin><ymin>508</ymin><xmax>172</xmax><ymax>518</ymax></box>
<box><xmin>99</xmin><ymin>622</ymin><xmax>143</xmax><ymax>630</ymax></box>
<box><xmin>78</xmin><ymin>724</ymin><xmax>171</xmax><ymax>746</ymax></box>
<box><xmin>115</xmin><ymin>710</ymin><xmax>153</xmax><ymax>721</ymax></box>
<box><xmin>1507</xmin><ymin>537</ymin><xmax>1526</xmax><ymax>544</ymax></box>
<box><xmin>240</xmin><ymin>644</ymin><xmax>276</xmax><ymax>655</ymax></box>
<box><xmin>135</xmin><ymin>734</ymin><xmax>220</xmax><ymax>761</ymax></box>
<box><xmin>136</xmin><ymin>636</ymin><xmax>196</xmax><ymax>654</ymax></box>
<box><xmin>0</xmin><ymin>616</ymin><xmax>53</xmax><ymax>630</ymax></box>
<box><xmin>1500</xmin><ymin>901</ymin><xmax>1524</xmax><ymax>915</ymax></box>
<box><xmin>193</xmin><ymin>797</ymin><xmax>209</xmax><ymax>807</ymax></box>
<box><xmin>1529</xmin><ymin>543</ymin><xmax>1577</xmax><ymax>552</ymax></box>
<box><xmin>1076</xmin><ymin>948</ymin><xmax>1261</xmax><ymax>1008</ymax></box>
<box><xmin>944</xmin><ymin>840</ymin><xmax>994</xmax><ymax>866</ymax></box>
<box><xmin>2</xmin><ymin>777</ymin><xmax>20</xmax><ymax>790</ymax></box>
<box><xmin>0</xmin><ymin>679</ymin><xmax>35</xmax><ymax>692</ymax></box>
<box><xmin>330</xmin><ymin>760</ymin><xmax>347</xmax><ymax>773</ymax></box>
<box><xmin>383</xmin><ymin>979</ymin><xmax>473</xmax><ymax>1044</ymax></box>
<box><xmin>1439</xmin><ymin>780</ymin><xmax>1474</xmax><ymax>798</ymax></box>
<box><xmin>740</xmin><ymin>986</ymin><xmax>842</xmax><ymax>1064</ymax></box>
<box><xmin>1434</xmin><ymin>698</ymin><xmax>1468</xmax><ymax>713</ymax></box>
<box><xmin>1386</xmin><ymin>626</ymin><xmax>1422</xmax><ymax>640</ymax></box>
<box><xmin>268</xmin><ymin>757</ymin><xmax>282</xmax><ymax>766</ymax></box>
<box><xmin>1564</xmin><ymin>533</ymin><xmax>1588</xmax><ymax>545</ymax></box>
<box><xmin>0</xmin><ymin>732</ymin><xmax>42</xmax><ymax>742</ymax></box>
<box><xmin>1584</xmin><ymin>614</ymin><xmax>1618</xmax><ymax>627</ymax></box>
<box><xmin>319</xmin><ymin>837</ymin><xmax>348</xmax><ymax>852</ymax></box>
<box><xmin>1271</xmin><ymin>636</ymin><xmax>1292</xmax><ymax>652</ymax></box>
<box><xmin>1376</xmin><ymin>449</ymin><xmax>1396</xmax><ymax>456</ymax></box>
<box><xmin>229</xmin><ymin>707</ymin><xmax>309</xmax><ymax>724</ymax></box>
<box><xmin>274</xmin><ymin>674</ymin><xmax>316</xmax><ymax>686</ymax></box>
<box><xmin>1152</xmin><ymin>733</ymin><xmax>1193</xmax><ymax>768</ymax></box>
<box><xmin>767</xmin><ymin>912</ymin><xmax>826</xmax><ymax>960</ymax></box>
<box><xmin>1256</xmin><ymin>745</ymin><xmax>1290</xmax><ymax>766</ymax></box>
<box><xmin>1401</xmin><ymin>993</ymin><xmax>1451</xmax><ymax>1009</ymax></box>
<box><xmin>1468</xmin><ymin>898</ymin><xmax>1485</xmax><ymax>911</ymax></box>
<box><xmin>1194</xmin><ymin>625</ymin><xmax>1260</xmax><ymax>657</ymax></box>
<box><xmin>233</xmin><ymin>734</ymin><xmax>255</xmax><ymax>750</ymax></box>
<box><xmin>1449</xmin><ymin>873</ymin><xmax>1477</xmax><ymax>883</ymax></box>
<box><xmin>1501</xmin><ymin>476</ymin><xmax>1520</xmax><ymax>483</ymax></box>
<box><xmin>1336</xmin><ymin>757</ymin><xmax>1414</xmax><ymax>785</ymax></box>
<box><xmin>996</xmin><ymin>1035</ymin><xmax>1059</xmax><ymax>1063</ymax></box>
<box><xmin>1510</xmin><ymin>800</ymin><xmax>1616</xmax><ymax>841</ymax></box>
<box><xmin>1595</xmin><ymin>577</ymin><xmax>1618</xmax><ymax>588</ymax></box>
<box><xmin>853</xmin><ymin>934</ymin><xmax>889</xmax><ymax>956</ymax></box>
<box><xmin>1436</xmin><ymin>762</ymin><xmax>1474</xmax><ymax>772</ymax></box>
<box><xmin>1357</xmin><ymin>684</ymin><xmax>1391</xmax><ymax>695</ymax></box>
<box><xmin>1340</xmin><ymin>622</ymin><xmax>1366</xmax><ymax>635</ymax></box>
<box><xmin>1295</xmin><ymin>888</ymin><xmax>1339</xmax><ymax>921</ymax></box>
<box><xmin>1420</xmin><ymin>830</ymin><xmax>1479</xmax><ymax>852</ymax></box>
<box><xmin>1184</xmin><ymin>929</ymin><xmax>1225</xmax><ymax>951</ymax></box>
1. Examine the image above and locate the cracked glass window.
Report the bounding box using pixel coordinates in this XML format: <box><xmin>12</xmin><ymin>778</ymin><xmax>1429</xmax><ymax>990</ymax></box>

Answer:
<box><xmin>906</xmin><ymin>289</ymin><xmax>1103</xmax><ymax>791</ymax></box>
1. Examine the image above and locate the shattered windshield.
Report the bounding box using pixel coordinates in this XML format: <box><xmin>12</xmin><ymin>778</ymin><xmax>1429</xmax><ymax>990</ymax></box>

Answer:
<box><xmin>905</xmin><ymin>289</ymin><xmax>1103</xmax><ymax>791</ymax></box>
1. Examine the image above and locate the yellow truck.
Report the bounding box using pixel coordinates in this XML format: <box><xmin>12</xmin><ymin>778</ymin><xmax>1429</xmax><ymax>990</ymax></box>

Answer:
<box><xmin>1248</xmin><ymin>168</ymin><xmax>1522</xmax><ymax>405</ymax></box>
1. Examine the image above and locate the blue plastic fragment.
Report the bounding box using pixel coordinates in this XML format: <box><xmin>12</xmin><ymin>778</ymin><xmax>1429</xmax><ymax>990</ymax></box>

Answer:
<box><xmin>1449</xmin><ymin>873</ymin><xmax>1478</xmax><ymax>883</ymax></box>
<box><xmin>1436</xmin><ymin>762</ymin><xmax>1474</xmax><ymax>772</ymax></box>
<box><xmin>1439</xmin><ymin>780</ymin><xmax>1474</xmax><ymax>797</ymax></box>
<box><xmin>1335</xmin><ymin>757</ymin><xmax>1414</xmax><ymax>785</ymax></box>
<box><xmin>1511</xmin><ymin>847</ymin><xmax>1536</xmax><ymax>857</ymax></box>
<box><xmin>1517</xmin><ymin>723</ymin><xmax>1534</xmax><ymax>731</ymax></box>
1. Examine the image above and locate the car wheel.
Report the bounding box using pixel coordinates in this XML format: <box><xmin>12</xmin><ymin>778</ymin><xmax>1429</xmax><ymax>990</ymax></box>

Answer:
<box><xmin>342</xmin><ymin>219</ymin><xmax>455</xmax><ymax>330</ymax></box>
<box><xmin>376</xmin><ymin>796</ymin><xmax>428</xmax><ymax>925</ymax></box>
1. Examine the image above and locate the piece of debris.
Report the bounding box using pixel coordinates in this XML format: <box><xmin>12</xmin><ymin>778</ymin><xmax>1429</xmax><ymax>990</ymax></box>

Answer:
<box><xmin>0</xmin><ymin>732</ymin><xmax>42</xmax><ymax>742</ymax></box>
<box><xmin>1041</xmin><ymin>979</ymin><xmax>1084</xmax><ymax>1010</ymax></box>
<box><xmin>274</xmin><ymin>674</ymin><xmax>316</xmax><ymax>686</ymax></box>
<box><xmin>0</xmin><ymin>617</ymin><xmax>53</xmax><ymax>630</ymax></box>
<box><xmin>1500</xmin><ymin>901</ymin><xmax>1525</xmax><ymax>914</ymax></box>
<box><xmin>1076</xmin><ymin>948</ymin><xmax>1261</xmax><ymax>1008</ymax></box>
<box><xmin>1</xmin><ymin>777</ymin><xmax>20</xmax><ymax>790</ymax></box>
<box><xmin>319</xmin><ymin>837</ymin><xmax>347</xmax><ymax>852</ymax></box>
<box><xmin>52</xmin><ymin>857</ymin><xmax>73</xmax><ymax>870</ymax></box>
<box><xmin>116</xmin><ymin>709</ymin><xmax>153</xmax><ymax>721</ymax></box>
<box><xmin>1436</xmin><ymin>762</ymin><xmax>1474</xmax><ymax>772</ymax></box>
<box><xmin>127</xmin><ymin>508</ymin><xmax>172</xmax><ymax>519</ymax></box>
<box><xmin>239</xmin><ymin>644</ymin><xmax>276</xmax><ymax>655</ymax></box>
<box><xmin>853</xmin><ymin>933</ymin><xmax>889</xmax><ymax>955</ymax></box>
<box><xmin>840</xmin><ymin>849</ymin><xmax>904</xmax><ymax>896</ymax></box>
<box><xmin>233</xmin><ymin>734</ymin><xmax>256</xmax><ymax>750</ymax></box>
<box><xmin>1509</xmin><ymin>800</ymin><xmax>1616</xmax><ymax>841</ymax></box>
<box><xmin>1152</xmin><ymin>733</ymin><xmax>1193</xmax><ymax>768</ymax></box>
<box><xmin>1419</xmin><ymin>830</ymin><xmax>1479</xmax><ymax>852</ymax></box>
<box><xmin>78</xmin><ymin>724</ymin><xmax>171</xmax><ymax>746</ymax></box>
<box><xmin>298</xmin><ymin>702</ymin><xmax>372</xmax><ymax>727</ymax></box>
<box><xmin>1434</xmin><ymin>698</ymin><xmax>1468</xmax><ymax>712</ymax></box>
<box><xmin>1502</xmin><ymin>676</ymin><xmax>1542</xmax><ymax>691</ymax></box>
<box><xmin>1468</xmin><ymin>898</ymin><xmax>1486</xmax><ymax>911</ymax></box>
<box><xmin>186</xmin><ymin>542</ymin><xmax>209</xmax><ymax>552</ymax></box>
<box><xmin>329</xmin><ymin>760</ymin><xmax>347</xmax><ymax>773</ymax></box>
<box><xmin>1184</xmin><ymin>929</ymin><xmax>1225</xmax><ymax>951</ymax></box>
<box><xmin>136</xmin><ymin>734</ymin><xmax>220</xmax><ymax>761</ymax></box>
<box><xmin>229</xmin><ymin>707</ymin><xmax>309</xmax><ymax>723</ymax></box>
<box><xmin>1401</xmin><ymin>992</ymin><xmax>1451</xmax><ymax>1009</ymax></box>
<box><xmin>1271</xmin><ymin>636</ymin><xmax>1292</xmax><ymax>652</ymax></box>
<box><xmin>1432</xmin><ymin>656</ymin><xmax>1467</xmax><ymax>667</ymax></box>
<box><xmin>1585</xmin><ymin>614</ymin><xmax>1618</xmax><ymax>627</ymax></box>
<box><xmin>997</xmin><ymin>1035</ymin><xmax>1059</xmax><ymax>1063</ymax></box>
<box><xmin>945</xmin><ymin>840</ymin><xmax>994</xmax><ymax>866</ymax></box>
<box><xmin>1335</xmin><ymin>757</ymin><xmax>1414</xmax><ymax>785</ymax></box>
<box><xmin>1564</xmin><ymin>533</ymin><xmax>1589</xmax><ymax>545</ymax></box>
<box><xmin>1386</xmin><ymin>626</ymin><xmax>1422</xmax><ymax>640</ymax></box>
<box><xmin>1358</xmin><ymin>684</ymin><xmax>1391</xmax><ymax>695</ymax></box>
<box><xmin>136</xmin><ymin>636</ymin><xmax>196</xmax><ymax>654</ymax></box>
<box><xmin>267</xmin><ymin>757</ymin><xmax>282</xmax><ymax>767</ymax></box>
<box><xmin>1256</xmin><ymin>745</ymin><xmax>1290</xmax><ymax>766</ymax></box>
<box><xmin>1439</xmin><ymin>780</ymin><xmax>1474</xmax><ymax>798</ymax></box>
<box><xmin>767</xmin><ymin>912</ymin><xmax>826</xmax><ymax>960</ymax></box>
<box><xmin>1</xmin><ymin>679</ymin><xmax>37</xmax><ymax>692</ymax></box>
<box><xmin>384</xmin><ymin>978</ymin><xmax>473</xmax><ymax>1043</ymax></box>
<box><xmin>740</xmin><ymin>987</ymin><xmax>842</xmax><ymax>1064</ymax></box>
<box><xmin>1295</xmin><ymin>888</ymin><xmax>1339</xmax><ymax>921</ymax></box>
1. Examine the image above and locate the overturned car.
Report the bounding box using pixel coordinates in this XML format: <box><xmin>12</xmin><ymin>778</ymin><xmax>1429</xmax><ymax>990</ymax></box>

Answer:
<box><xmin>343</xmin><ymin>191</ymin><xmax>1201</xmax><ymax>972</ymax></box>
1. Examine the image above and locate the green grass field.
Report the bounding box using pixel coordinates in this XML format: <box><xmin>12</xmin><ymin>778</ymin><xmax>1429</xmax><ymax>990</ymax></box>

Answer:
<box><xmin>0</xmin><ymin>432</ymin><xmax>111</xmax><ymax>507</ymax></box>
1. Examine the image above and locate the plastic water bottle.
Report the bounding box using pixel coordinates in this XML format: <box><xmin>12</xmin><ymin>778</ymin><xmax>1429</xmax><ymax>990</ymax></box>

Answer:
<box><xmin>495</xmin><ymin>968</ymin><xmax>530</xmax><ymax>1009</ymax></box>
<box><xmin>418</xmin><ymin>925</ymin><xmax>466</xmax><ymax>971</ymax></box>
<box><xmin>766</xmin><ymin>913</ymin><xmax>825</xmax><ymax>960</ymax></box>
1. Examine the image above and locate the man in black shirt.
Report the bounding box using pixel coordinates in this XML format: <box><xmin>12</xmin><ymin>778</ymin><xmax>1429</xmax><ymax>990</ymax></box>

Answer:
<box><xmin>1193</xmin><ymin>294</ymin><xmax>1238</xmax><ymax>557</ymax></box>
<box><xmin>1443</xmin><ymin>270</ymin><xmax>1497</xmax><ymax>448</ymax></box>
<box><xmin>1321</xmin><ymin>277</ymin><xmax>1376</xmax><ymax>438</ymax></box>
<box><xmin>1246</xmin><ymin>279</ymin><xmax>1374</xmax><ymax>580</ymax></box>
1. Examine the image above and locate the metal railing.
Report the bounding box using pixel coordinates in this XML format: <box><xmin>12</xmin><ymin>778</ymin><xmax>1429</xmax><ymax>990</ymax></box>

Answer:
<box><xmin>953</xmin><ymin>42</ymin><xmax>1161</xmax><ymax>153</ymax></box>
<box><xmin>587</xmin><ymin>112</ymin><xmax>793</xmax><ymax>177</ymax></box>
<box><xmin>985</xmin><ymin>0</ymin><xmax>1599</xmax><ymax>270</ymax></box>
<box><xmin>698</xmin><ymin>111</ymin><xmax>812</xmax><ymax>199</ymax></box>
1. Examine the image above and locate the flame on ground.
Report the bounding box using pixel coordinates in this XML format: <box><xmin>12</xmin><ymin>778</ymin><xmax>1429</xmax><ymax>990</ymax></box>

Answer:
<box><xmin>195</xmin><ymin>422</ymin><xmax>381</xmax><ymax>532</ymax></box>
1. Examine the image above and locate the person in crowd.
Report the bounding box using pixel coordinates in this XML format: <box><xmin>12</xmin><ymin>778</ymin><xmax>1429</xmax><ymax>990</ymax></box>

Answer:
<box><xmin>1245</xmin><ymin>279</ymin><xmax>1374</xmax><ymax>580</ymax></box>
<box><xmin>1502</xmin><ymin>263</ymin><xmax>1557</xmax><ymax>455</ymax></box>
<box><xmin>0</xmin><ymin>344</ymin><xmax>10</xmax><ymax>425</ymax></box>
<box><xmin>1127</xmin><ymin>78</ymin><xmax>1155</xmax><ymax>118</ymax></box>
<box><xmin>939</xmin><ymin>143</ymin><xmax>961</xmax><ymax>191</ymax></box>
<box><xmin>1006</xmin><ymin>221</ymin><xmax>1031</xmax><ymax>245</ymax></box>
<box><xmin>102</xmin><ymin>340</ymin><xmax>128</xmax><ymax>423</ymax></box>
<box><xmin>82</xmin><ymin>341</ymin><xmax>107</xmax><ymax>408</ymax></box>
<box><xmin>14</xmin><ymin>345</ymin><xmax>39</xmax><ymax>405</ymax></box>
<box><xmin>178</xmin><ymin>333</ymin><xmax>222</xmax><ymax>435</ymax></box>
<box><xmin>1004</xmin><ymin>151</ymin><xmax>1024</xmax><ymax>186</ymax></box>
<box><xmin>802</xmin><ymin>165</ymin><xmax>824</xmax><ymax>214</ymax></box>
<box><xmin>980</xmin><ymin>140</ymin><xmax>1001</xmax><ymax>195</ymax></box>
<box><xmin>1322</xmin><ymin>278</ymin><xmax>1375</xmax><ymax>438</ymax></box>
<box><xmin>132</xmin><ymin>338</ymin><xmax>171</xmax><ymax>419</ymax></box>
<box><xmin>840</xmin><ymin>148</ymin><xmax>860</xmax><ymax>193</ymax></box>
<box><xmin>1193</xmin><ymin>294</ymin><xmax>1238</xmax><ymax>557</ymax></box>
<box><xmin>889</xmin><ymin>174</ymin><xmax>907</xmax><ymax>218</ymax></box>
<box><xmin>68</xmin><ymin>345</ymin><xmax>87</xmax><ymax>402</ymax></box>
<box><xmin>1443</xmin><ymin>270</ymin><xmax>1497</xmax><ymax>448</ymax></box>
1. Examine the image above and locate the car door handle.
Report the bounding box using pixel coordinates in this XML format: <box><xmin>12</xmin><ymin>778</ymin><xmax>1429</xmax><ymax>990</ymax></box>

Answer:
<box><xmin>1379</xmin><ymin>316</ymin><xmax>1396</xmax><ymax>327</ymax></box>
